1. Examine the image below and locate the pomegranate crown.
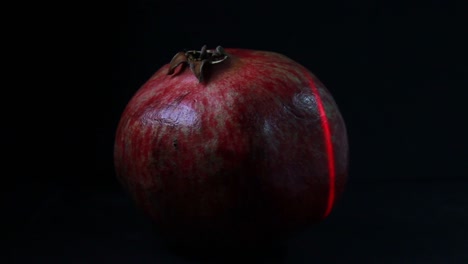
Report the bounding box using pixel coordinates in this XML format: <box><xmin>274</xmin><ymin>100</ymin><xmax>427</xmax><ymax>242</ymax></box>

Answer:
<box><xmin>167</xmin><ymin>45</ymin><xmax>229</xmax><ymax>83</ymax></box>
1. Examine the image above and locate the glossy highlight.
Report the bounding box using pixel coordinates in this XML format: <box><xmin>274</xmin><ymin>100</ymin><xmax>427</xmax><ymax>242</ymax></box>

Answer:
<box><xmin>306</xmin><ymin>75</ymin><xmax>336</xmax><ymax>218</ymax></box>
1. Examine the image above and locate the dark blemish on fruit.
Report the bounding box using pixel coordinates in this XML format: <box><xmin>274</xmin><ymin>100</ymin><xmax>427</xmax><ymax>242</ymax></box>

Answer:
<box><xmin>173</xmin><ymin>138</ymin><xmax>178</xmax><ymax>150</ymax></box>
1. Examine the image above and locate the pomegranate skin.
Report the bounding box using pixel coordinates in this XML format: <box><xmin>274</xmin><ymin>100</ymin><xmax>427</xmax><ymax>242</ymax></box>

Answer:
<box><xmin>114</xmin><ymin>48</ymin><xmax>348</xmax><ymax>248</ymax></box>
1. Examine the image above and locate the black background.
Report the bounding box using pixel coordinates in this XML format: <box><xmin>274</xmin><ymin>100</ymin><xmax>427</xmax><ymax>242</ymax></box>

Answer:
<box><xmin>7</xmin><ymin>0</ymin><xmax>468</xmax><ymax>263</ymax></box>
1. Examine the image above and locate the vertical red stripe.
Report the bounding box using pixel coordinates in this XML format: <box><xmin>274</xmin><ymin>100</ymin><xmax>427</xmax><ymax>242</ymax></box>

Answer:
<box><xmin>306</xmin><ymin>74</ymin><xmax>336</xmax><ymax>218</ymax></box>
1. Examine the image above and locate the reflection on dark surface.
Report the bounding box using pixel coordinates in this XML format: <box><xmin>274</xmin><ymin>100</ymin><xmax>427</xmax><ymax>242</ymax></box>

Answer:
<box><xmin>8</xmin><ymin>180</ymin><xmax>468</xmax><ymax>263</ymax></box>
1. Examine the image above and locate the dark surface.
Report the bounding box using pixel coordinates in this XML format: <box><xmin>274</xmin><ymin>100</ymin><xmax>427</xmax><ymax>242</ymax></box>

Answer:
<box><xmin>4</xmin><ymin>0</ymin><xmax>467</xmax><ymax>263</ymax></box>
<box><xmin>8</xmin><ymin>179</ymin><xmax>468</xmax><ymax>263</ymax></box>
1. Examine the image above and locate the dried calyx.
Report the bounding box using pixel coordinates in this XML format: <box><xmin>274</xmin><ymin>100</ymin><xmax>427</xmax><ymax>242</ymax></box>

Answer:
<box><xmin>167</xmin><ymin>45</ymin><xmax>229</xmax><ymax>83</ymax></box>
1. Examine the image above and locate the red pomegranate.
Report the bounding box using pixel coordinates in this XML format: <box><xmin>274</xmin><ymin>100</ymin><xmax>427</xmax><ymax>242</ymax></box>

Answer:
<box><xmin>114</xmin><ymin>45</ymin><xmax>348</xmax><ymax>249</ymax></box>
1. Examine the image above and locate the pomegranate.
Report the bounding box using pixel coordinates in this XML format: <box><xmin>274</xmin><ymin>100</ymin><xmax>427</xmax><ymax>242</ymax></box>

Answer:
<box><xmin>114</xmin><ymin>45</ymin><xmax>348</xmax><ymax>249</ymax></box>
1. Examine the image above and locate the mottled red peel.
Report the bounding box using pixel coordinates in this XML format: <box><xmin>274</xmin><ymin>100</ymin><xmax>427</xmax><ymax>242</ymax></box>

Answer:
<box><xmin>114</xmin><ymin>47</ymin><xmax>348</xmax><ymax>248</ymax></box>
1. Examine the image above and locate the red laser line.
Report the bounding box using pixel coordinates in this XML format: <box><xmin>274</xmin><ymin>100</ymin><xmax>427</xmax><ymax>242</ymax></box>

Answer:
<box><xmin>306</xmin><ymin>74</ymin><xmax>336</xmax><ymax>218</ymax></box>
